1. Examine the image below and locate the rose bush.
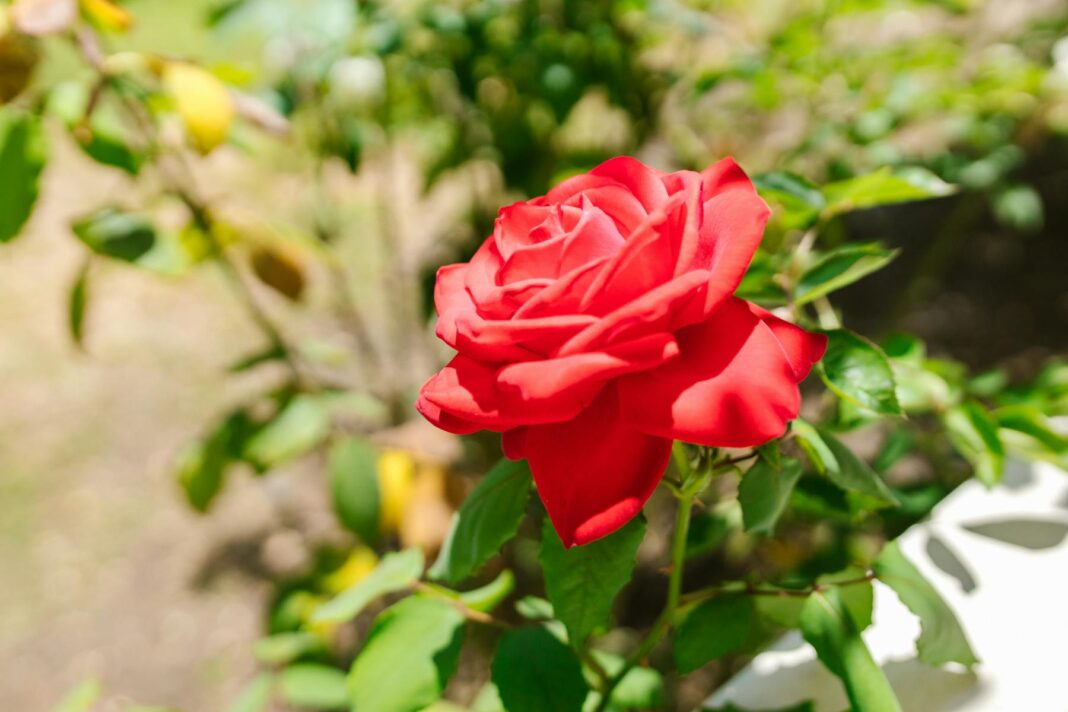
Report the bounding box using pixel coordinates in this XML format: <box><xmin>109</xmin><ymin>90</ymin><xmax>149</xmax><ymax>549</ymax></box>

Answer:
<box><xmin>418</xmin><ymin>157</ymin><xmax>827</xmax><ymax>546</ymax></box>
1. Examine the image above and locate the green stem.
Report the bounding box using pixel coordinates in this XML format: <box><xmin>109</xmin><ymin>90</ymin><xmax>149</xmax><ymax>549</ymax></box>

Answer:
<box><xmin>595</xmin><ymin>461</ymin><xmax>696</xmax><ymax>711</ymax></box>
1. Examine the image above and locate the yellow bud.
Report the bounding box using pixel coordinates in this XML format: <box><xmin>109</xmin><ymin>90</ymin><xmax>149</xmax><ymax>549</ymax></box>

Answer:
<box><xmin>322</xmin><ymin>547</ymin><xmax>378</xmax><ymax>595</ymax></box>
<box><xmin>79</xmin><ymin>0</ymin><xmax>131</xmax><ymax>32</ymax></box>
<box><xmin>161</xmin><ymin>61</ymin><xmax>234</xmax><ymax>154</ymax></box>
<box><xmin>376</xmin><ymin>449</ymin><xmax>416</xmax><ymax>535</ymax></box>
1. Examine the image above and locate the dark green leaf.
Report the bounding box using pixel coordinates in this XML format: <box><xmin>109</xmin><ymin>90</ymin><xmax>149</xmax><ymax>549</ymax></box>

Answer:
<box><xmin>739</xmin><ymin>457</ymin><xmax>803</xmax><ymax>536</ymax></box>
<box><xmin>429</xmin><ymin>458</ymin><xmax>532</xmax><ymax>585</ymax></box>
<box><xmin>328</xmin><ymin>436</ymin><xmax>379</xmax><ymax>543</ymax></box>
<box><xmin>228</xmin><ymin>344</ymin><xmax>286</xmax><ymax>373</ymax></box>
<box><xmin>818</xmin><ymin>330</ymin><xmax>901</xmax><ymax>416</ymax></box>
<box><xmin>176</xmin><ymin>410</ymin><xmax>254</xmax><ymax>512</ymax></box>
<box><xmin>349</xmin><ymin>597</ymin><xmax>466</xmax><ymax>712</ymax></box>
<box><xmin>799</xmin><ymin>588</ymin><xmax>902</xmax><ymax>712</ymax></box>
<box><xmin>492</xmin><ymin>626</ymin><xmax>589</xmax><ymax>712</ymax></box>
<box><xmin>279</xmin><ymin>664</ymin><xmax>348</xmax><ymax>710</ymax></box>
<box><xmin>674</xmin><ymin>594</ymin><xmax>754</xmax><ymax>674</ymax></box>
<box><xmin>795</xmin><ymin>243</ymin><xmax>899</xmax><ymax>306</ymax></box>
<box><xmin>873</xmin><ymin>541</ymin><xmax>978</xmax><ymax>667</ymax></box>
<box><xmin>312</xmin><ymin>548</ymin><xmax>423</xmax><ymax>624</ymax></box>
<box><xmin>540</xmin><ymin>516</ymin><xmax>645</xmax><ymax>645</ymax></box>
<box><xmin>72</xmin><ymin>208</ymin><xmax>156</xmax><ymax>262</ymax></box>
<box><xmin>69</xmin><ymin>260</ymin><xmax>90</xmax><ymax>348</ymax></box>
<box><xmin>243</xmin><ymin>394</ymin><xmax>330</xmax><ymax>469</ymax></box>
<box><xmin>942</xmin><ymin>401</ymin><xmax>1004</xmax><ymax>487</ymax></box>
<box><xmin>0</xmin><ymin>109</ymin><xmax>47</xmax><ymax>243</ymax></box>
<box><xmin>793</xmin><ymin>421</ymin><xmax>898</xmax><ymax>505</ymax></box>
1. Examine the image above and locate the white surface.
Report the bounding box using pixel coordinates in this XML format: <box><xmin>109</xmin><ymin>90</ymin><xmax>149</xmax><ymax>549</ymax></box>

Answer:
<box><xmin>705</xmin><ymin>460</ymin><xmax>1068</xmax><ymax>711</ymax></box>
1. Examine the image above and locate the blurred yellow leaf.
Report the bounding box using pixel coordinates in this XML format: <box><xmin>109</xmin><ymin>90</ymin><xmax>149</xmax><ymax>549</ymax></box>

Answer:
<box><xmin>400</xmin><ymin>462</ymin><xmax>453</xmax><ymax>551</ymax></box>
<box><xmin>0</xmin><ymin>30</ymin><xmax>38</xmax><ymax>104</ymax></box>
<box><xmin>161</xmin><ymin>61</ymin><xmax>234</xmax><ymax>154</ymax></box>
<box><xmin>10</xmin><ymin>0</ymin><xmax>76</xmax><ymax>36</ymax></box>
<box><xmin>79</xmin><ymin>0</ymin><xmax>131</xmax><ymax>32</ymax></box>
<box><xmin>377</xmin><ymin>449</ymin><xmax>415</xmax><ymax>535</ymax></box>
<box><xmin>322</xmin><ymin>546</ymin><xmax>378</xmax><ymax>595</ymax></box>
<box><xmin>250</xmin><ymin>243</ymin><xmax>306</xmax><ymax>300</ymax></box>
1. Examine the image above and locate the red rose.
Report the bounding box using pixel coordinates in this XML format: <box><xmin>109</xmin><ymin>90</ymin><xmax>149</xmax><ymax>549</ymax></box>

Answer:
<box><xmin>418</xmin><ymin>157</ymin><xmax>827</xmax><ymax>547</ymax></box>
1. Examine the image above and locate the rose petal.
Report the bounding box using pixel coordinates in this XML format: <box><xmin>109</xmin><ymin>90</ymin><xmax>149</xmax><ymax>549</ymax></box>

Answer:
<box><xmin>617</xmin><ymin>297</ymin><xmax>821</xmax><ymax>448</ymax></box>
<box><xmin>516</xmin><ymin>387</ymin><xmax>673</xmax><ymax>547</ymax></box>
<box><xmin>589</xmin><ymin>156</ymin><xmax>670</xmax><ymax>212</ymax></box>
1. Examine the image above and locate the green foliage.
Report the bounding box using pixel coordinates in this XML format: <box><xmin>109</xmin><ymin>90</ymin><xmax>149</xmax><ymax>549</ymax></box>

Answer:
<box><xmin>72</xmin><ymin>208</ymin><xmax>157</xmax><ymax>263</ymax></box>
<box><xmin>458</xmin><ymin>569</ymin><xmax>515</xmax><ymax>613</ymax></box>
<box><xmin>68</xmin><ymin>260</ymin><xmax>90</xmax><ymax>348</ymax></box>
<box><xmin>253</xmin><ymin>631</ymin><xmax>324</xmax><ymax>665</ymax></box>
<box><xmin>176</xmin><ymin>409</ymin><xmax>256</xmax><ymax>512</ymax></box>
<box><xmin>225</xmin><ymin>673</ymin><xmax>274</xmax><ymax>712</ymax></box>
<box><xmin>349</xmin><ymin>597</ymin><xmax>465</xmax><ymax>712</ymax></box>
<box><xmin>738</xmin><ymin>456</ymin><xmax>802</xmax><ymax>536</ymax></box>
<box><xmin>313</xmin><ymin>548</ymin><xmax>424</xmax><ymax>624</ymax></box>
<box><xmin>794</xmin><ymin>243</ymin><xmax>899</xmax><ymax>306</ymax></box>
<box><xmin>430</xmin><ymin>458</ymin><xmax>532</xmax><ymax>585</ymax></box>
<box><xmin>492</xmin><ymin>626</ymin><xmax>590</xmax><ymax>712</ymax></box>
<box><xmin>793</xmin><ymin>421</ymin><xmax>898</xmax><ymax>505</ymax></box>
<box><xmin>674</xmin><ymin>594</ymin><xmax>754</xmax><ymax>674</ymax></box>
<box><xmin>243</xmin><ymin>395</ymin><xmax>331</xmax><ymax>470</ymax></box>
<box><xmin>540</xmin><ymin>516</ymin><xmax>645</xmax><ymax>646</ymax></box>
<box><xmin>818</xmin><ymin>329</ymin><xmax>902</xmax><ymax>416</ymax></box>
<box><xmin>943</xmin><ymin>400</ymin><xmax>1005</xmax><ymax>486</ymax></box>
<box><xmin>0</xmin><ymin>109</ymin><xmax>46</xmax><ymax>243</ymax></box>
<box><xmin>328</xmin><ymin>436</ymin><xmax>380</xmax><ymax>543</ymax></box>
<box><xmin>52</xmin><ymin>679</ymin><xmax>101</xmax><ymax>712</ymax></box>
<box><xmin>279</xmin><ymin>664</ymin><xmax>349</xmax><ymax>710</ymax></box>
<box><xmin>873</xmin><ymin>542</ymin><xmax>978</xmax><ymax>668</ymax></box>
<box><xmin>799</xmin><ymin>588</ymin><xmax>902</xmax><ymax>712</ymax></box>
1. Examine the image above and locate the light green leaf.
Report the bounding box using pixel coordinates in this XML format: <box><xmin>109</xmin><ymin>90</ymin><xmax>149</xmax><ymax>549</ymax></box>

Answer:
<box><xmin>818</xmin><ymin>567</ymin><xmax>874</xmax><ymax>631</ymax></box>
<box><xmin>312</xmin><ymin>548</ymin><xmax>423</xmax><ymax>624</ymax></box>
<box><xmin>588</xmin><ymin>651</ymin><xmax>665</xmax><ymax>710</ymax></box>
<box><xmin>873</xmin><ymin>541</ymin><xmax>978</xmax><ymax>668</ymax></box>
<box><xmin>943</xmin><ymin>401</ymin><xmax>1004</xmax><ymax>487</ymax></box>
<box><xmin>515</xmin><ymin>595</ymin><xmax>554</xmax><ymax>621</ymax></box>
<box><xmin>674</xmin><ymin>594</ymin><xmax>754</xmax><ymax>674</ymax></box>
<box><xmin>349</xmin><ymin>597</ymin><xmax>466</xmax><ymax>712</ymax></box>
<box><xmin>0</xmin><ymin>109</ymin><xmax>47</xmax><ymax>243</ymax></box>
<box><xmin>328</xmin><ymin>436</ymin><xmax>379</xmax><ymax>543</ymax></box>
<box><xmin>800</xmin><ymin>588</ymin><xmax>902</xmax><ymax>712</ymax></box>
<box><xmin>739</xmin><ymin>456</ymin><xmax>803</xmax><ymax>535</ymax></box>
<box><xmin>243</xmin><ymin>394</ymin><xmax>330</xmax><ymax>469</ymax></box>
<box><xmin>69</xmin><ymin>260</ymin><xmax>90</xmax><ymax>348</ymax></box>
<box><xmin>52</xmin><ymin>678</ymin><xmax>101</xmax><ymax>712</ymax></box>
<box><xmin>822</xmin><ymin>168</ymin><xmax>950</xmax><ymax>218</ymax></box>
<box><xmin>253</xmin><ymin>631</ymin><xmax>323</xmax><ymax>665</ymax></box>
<box><xmin>753</xmin><ymin>171</ymin><xmax>825</xmax><ymax>229</ymax></box>
<box><xmin>459</xmin><ymin>569</ymin><xmax>515</xmax><ymax>613</ymax></box>
<box><xmin>818</xmin><ymin>330</ymin><xmax>902</xmax><ymax>416</ymax></box>
<box><xmin>72</xmin><ymin>208</ymin><xmax>156</xmax><ymax>262</ymax></box>
<box><xmin>280</xmin><ymin>664</ymin><xmax>348</xmax><ymax>710</ymax></box>
<box><xmin>793</xmin><ymin>421</ymin><xmax>898</xmax><ymax>505</ymax></box>
<box><xmin>540</xmin><ymin>516</ymin><xmax>645</xmax><ymax>645</ymax></box>
<box><xmin>995</xmin><ymin>405</ymin><xmax>1068</xmax><ymax>467</ymax></box>
<box><xmin>795</xmin><ymin>243</ymin><xmax>899</xmax><ymax>306</ymax></box>
<box><xmin>225</xmin><ymin>673</ymin><xmax>274</xmax><ymax>712</ymax></box>
<box><xmin>492</xmin><ymin>626</ymin><xmax>589</xmax><ymax>712</ymax></box>
<box><xmin>429</xmin><ymin>458</ymin><xmax>532</xmax><ymax>585</ymax></box>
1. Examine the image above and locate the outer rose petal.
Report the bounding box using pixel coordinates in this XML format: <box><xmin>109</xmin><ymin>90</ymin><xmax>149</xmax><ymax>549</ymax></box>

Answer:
<box><xmin>508</xmin><ymin>387</ymin><xmax>673</xmax><ymax>547</ymax></box>
<box><xmin>617</xmin><ymin>298</ymin><xmax>826</xmax><ymax>448</ymax></box>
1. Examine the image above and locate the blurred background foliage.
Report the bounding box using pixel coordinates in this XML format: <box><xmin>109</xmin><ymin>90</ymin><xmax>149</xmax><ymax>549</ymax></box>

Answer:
<box><xmin>2</xmin><ymin>0</ymin><xmax>1068</xmax><ymax>710</ymax></box>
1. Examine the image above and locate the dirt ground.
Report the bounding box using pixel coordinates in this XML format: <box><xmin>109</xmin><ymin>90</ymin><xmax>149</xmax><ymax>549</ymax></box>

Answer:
<box><xmin>0</xmin><ymin>135</ymin><xmax>311</xmax><ymax>711</ymax></box>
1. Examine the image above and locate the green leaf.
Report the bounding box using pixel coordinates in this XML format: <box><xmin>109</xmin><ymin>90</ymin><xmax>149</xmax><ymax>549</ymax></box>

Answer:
<box><xmin>943</xmin><ymin>401</ymin><xmax>1004</xmax><ymax>487</ymax></box>
<box><xmin>459</xmin><ymin>569</ymin><xmax>515</xmax><ymax>613</ymax></box>
<box><xmin>312</xmin><ymin>548</ymin><xmax>423</xmax><ymax>624</ymax></box>
<box><xmin>243</xmin><ymin>394</ymin><xmax>330</xmax><ymax>469</ymax></box>
<box><xmin>793</xmin><ymin>421</ymin><xmax>898</xmax><ymax>505</ymax></box>
<box><xmin>794</xmin><ymin>243</ymin><xmax>899</xmax><ymax>306</ymax></box>
<box><xmin>280</xmin><ymin>664</ymin><xmax>348</xmax><ymax>710</ymax></box>
<box><xmin>228</xmin><ymin>344</ymin><xmax>286</xmax><ymax>373</ymax></box>
<box><xmin>818</xmin><ymin>567</ymin><xmax>873</xmax><ymax>631</ymax></box>
<box><xmin>69</xmin><ymin>260</ymin><xmax>90</xmax><ymax>348</ymax></box>
<box><xmin>540</xmin><ymin>516</ymin><xmax>645</xmax><ymax>645</ymax></box>
<box><xmin>225</xmin><ymin>673</ymin><xmax>274</xmax><ymax>712</ymax></box>
<box><xmin>253</xmin><ymin>631</ymin><xmax>324</xmax><ymax>665</ymax></box>
<box><xmin>176</xmin><ymin>410</ymin><xmax>254</xmax><ymax>512</ymax></box>
<box><xmin>0</xmin><ymin>109</ymin><xmax>47</xmax><ymax>243</ymax></box>
<box><xmin>995</xmin><ymin>405</ymin><xmax>1068</xmax><ymax>466</ymax></box>
<box><xmin>822</xmin><ymin>168</ymin><xmax>949</xmax><ymax>218</ymax></box>
<box><xmin>707</xmin><ymin>702</ymin><xmax>814</xmax><ymax>712</ymax></box>
<box><xmin>873</xmin><ymin>541</ymin><xmax>978</xmax><ymax>668</ymax></box>
<box><xmin>72</xmin><ymin>208</ymin><xmax>156</xmax><ymax>262</ymax></box>
<box><xmin>515</xmin><ymin>596</ymin><xmax>554</xmax><ymax>621</ymax></box>
<box><xmin>348</xmin><ymin>597</ymin><xmax>466</xmax><ymax>712</ymax></box>
<box><xmin>818</xmin><ymin>330</ymin><xmax>902</xmax><ymax>416</ymax></box>
<box><xmin>492</xmin><ymin>626</ymin><xmax>589</xmax><ymax>712</ymax></box>
<box><xmin>674</xmin><ymin>594</ymin><xmax>754</xmax><ymax>674</ymax></box>
<box><xmin>799</xmin><ymin>588</ymin><xmax>902</xmax><ymax>712</ymax></box>
<box><xmin>429</xmin><ymin>458</ymin><xmax>532</xmax><ymax>585</ymax></box>
<box><xmin>738</xmin><ymin>456</ymin><xmax>803</xmax><ymax>535</ymax></box>
<box><xmin>588</xmin><ymin>652</ymin><xmax>665</xmax><ymax>710</ymax></box>
<box><xmin>328</xmin><ymin>436</ymin><xmax>379</xmax><ymax>543</ymax></box>
<box><xmin>52</xmin><ymin>678</ymin><xmax>101</xmax><ymax>712</ymax></box>
<box><xmin>753</xmin><ymin>171</ymin><xmax>825</xmax><ymax>229</ymax></box>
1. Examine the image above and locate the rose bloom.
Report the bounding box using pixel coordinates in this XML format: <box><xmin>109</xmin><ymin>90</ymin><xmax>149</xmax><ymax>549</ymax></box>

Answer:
<box><xmin>417</xmin><ymin>157</ymin><xmax>826</xmax><ymax>547</ymax></box>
